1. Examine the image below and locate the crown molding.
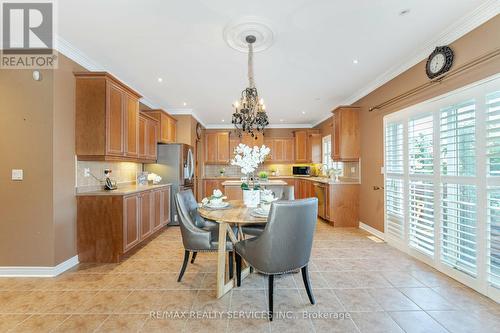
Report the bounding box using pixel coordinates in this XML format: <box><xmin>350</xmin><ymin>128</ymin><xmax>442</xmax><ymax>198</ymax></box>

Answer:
<box><xmin>168</xmin><ymin>108</ymin><xmax>206</xmax><ymax>126</ymax></box>
<box><xmin>340</xmin><ymin>0</ymin><xmax>500</xmax><ymax>107</ymax></box>
<box><xmin>56</xmin><ymin>35</ymin><xmax>160</xmax><ymax>110</ymax></box>
<box><xmin>204</xmin><ymin>123</ymin><xmax>312</xmax><ymax>129</ymax></box>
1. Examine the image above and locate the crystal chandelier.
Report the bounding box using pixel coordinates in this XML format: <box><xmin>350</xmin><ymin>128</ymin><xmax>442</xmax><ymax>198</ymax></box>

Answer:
<box><xmin>231</xmin><ymin>35</ymin><xmax>269</xmax><ymax>138</ymax></box>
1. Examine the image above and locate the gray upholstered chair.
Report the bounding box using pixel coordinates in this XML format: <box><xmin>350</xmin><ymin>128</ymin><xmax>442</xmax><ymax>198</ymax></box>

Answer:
<box><xmin>241</xmin><ymin>185</ymin><xmax>295</xmax><ymax>237</ymax></box>
<box><xmin>175</xmin><ymin>190</ymin><xmax>233</xmax><ymax>282</ymax></box>
<box><xmin>235</xmin><ymin>198</ymin><xmax>318</xmax><ymax>321</ymax></box>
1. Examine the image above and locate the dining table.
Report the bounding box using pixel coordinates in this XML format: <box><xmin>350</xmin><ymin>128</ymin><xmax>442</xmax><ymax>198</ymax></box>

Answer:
<box><xmin>198</xmin><ymin>200</ymin><xmax>268</xmax><ymax>298</ymax></box>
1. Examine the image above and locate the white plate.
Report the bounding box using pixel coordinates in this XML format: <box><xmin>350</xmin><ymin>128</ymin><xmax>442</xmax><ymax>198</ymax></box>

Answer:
<box><xmin>252</xmin><ymin>207</ymin><xmax>269</xmax><ymax>216</ymax></box>
<box><xmin>205</xmin><ymin>201</ymin><xmax>230</xmax><ymax>209</ymax></box>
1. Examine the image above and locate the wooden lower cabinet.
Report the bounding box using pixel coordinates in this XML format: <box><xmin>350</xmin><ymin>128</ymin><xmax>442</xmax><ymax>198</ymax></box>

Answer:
<box><xmin>224</xmin><ymin>186</ymin><xmax>243</xmax><ymax>201</ymax></box>
<box><xmin>77</xmin><ymin>185</ymin><xmax>171</xmax><ymax>263</ymax></box>
<box><xmin>325</xmin><ymin>184</ymin><xmax>359</xmax><ymax>227</ymax></box>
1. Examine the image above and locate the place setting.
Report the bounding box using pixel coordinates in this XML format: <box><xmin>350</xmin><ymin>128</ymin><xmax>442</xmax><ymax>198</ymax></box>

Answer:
<box><xmin>200</xmin><ymin>189</ymin><xmax>232</xmax><ymax>210</ymax></box>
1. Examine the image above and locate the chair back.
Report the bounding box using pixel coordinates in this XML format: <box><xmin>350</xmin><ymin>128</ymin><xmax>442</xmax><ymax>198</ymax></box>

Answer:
<box><xmin>265</xmin><ymin>185</ymin><xmax>294</xmax><ymax>200</ymax></box>
<box><xmin>175</xmin><ymin>190</ymin><xmax>210</xmax><ymax>250</ymax></box>
<box><xmin>256</xmin><ymin>198</ymin><xmax>317</xmax><ymax>273</ymax></box>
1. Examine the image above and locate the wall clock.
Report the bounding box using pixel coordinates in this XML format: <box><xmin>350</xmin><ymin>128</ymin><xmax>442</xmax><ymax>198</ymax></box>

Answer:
<box><xmin>196</xmin><ymin>122</ymin><xmax>202</xmax><ymax>141</ymax></box>
<box><xmin>426</xmin><ymin>46</ymin><xmax>454</xmax><ymax>79</ymax></box>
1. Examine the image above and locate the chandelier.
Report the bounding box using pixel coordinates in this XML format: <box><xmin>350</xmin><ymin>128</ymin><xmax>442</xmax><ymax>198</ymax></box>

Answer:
<box><xmin>231</xmin><ymin>35</ymin><xmax>269</xmax><ymax>138</ymax></box>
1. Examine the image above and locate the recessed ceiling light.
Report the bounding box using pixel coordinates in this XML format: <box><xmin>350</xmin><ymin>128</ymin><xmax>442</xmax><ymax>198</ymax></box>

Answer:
<box><xmin>183</xmin><ymin>102</ymin><xmax>187</xmax><ymax>106</ymax></box>
<box><xmin>157</xmin><ymin>77</ymin><xmax>163</xmax><ymax>83</ymax></box>
<box><xmin>279</xmin><ymin>119</ymin><xmax>284</xmax><ymax>122</ymax></box>
<box><xmin>399</xmin><ymin>9</ymin><xmax>410</xmax><ymax>16</ymax></box>
<box><xmin>352</xmin><ymin>59</ymin><xmax>359</xmax><ymax>64</ymax></box>
<box><xmin>221</xmin><ymin>119</ymin><xmax>225</xmax><ymax>122</ymax></box>
<box><xmin>301</xmin><ymin>111</ymin><xmax>306</xmax><ymax>114</ymax></box>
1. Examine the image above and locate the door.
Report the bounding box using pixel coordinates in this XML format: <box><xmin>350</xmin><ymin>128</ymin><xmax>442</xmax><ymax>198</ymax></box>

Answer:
<box><xmin>106</xmin><ymin>82</ymin><xmax>124</xmax><ymax>155</ymax></box>
<box><xmin>123</xmin><ymin>195</ymin><xmax>140</xmax><ymax>251</ymax></box>
<box><xmin>140</xmin><ymin>191</ymin><xmax>152</xmax><ymax>240</ymax></box>
<box><xmin>125</xmin><ymin>94</ymin><xmax>139</xmax><ymax>157</ymax></box>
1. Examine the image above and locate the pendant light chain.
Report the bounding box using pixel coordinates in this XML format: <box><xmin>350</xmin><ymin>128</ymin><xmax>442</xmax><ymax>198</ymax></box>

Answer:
<box><xmin>248</xmin><ymin>42</ymin><xmax>255</xmax><ymax>88</ymax></box>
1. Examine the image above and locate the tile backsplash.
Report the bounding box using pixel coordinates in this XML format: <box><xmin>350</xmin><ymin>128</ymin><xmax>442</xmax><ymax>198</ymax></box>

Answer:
<box><xmin>76</xmin><ymin>161</ymin><xmax>143</xmax><ymax>190</ymax></box>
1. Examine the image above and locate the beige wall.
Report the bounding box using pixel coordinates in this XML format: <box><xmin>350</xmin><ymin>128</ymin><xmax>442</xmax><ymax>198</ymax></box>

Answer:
<box><xmin>0</xmin><ymin>54</ymin><xmax>84</xmax><ymax>266</ymax></box>
<box><xmin>351</xmin><ymin>15</ymin><xmax>500</xmax><ymax>232</ymax></box>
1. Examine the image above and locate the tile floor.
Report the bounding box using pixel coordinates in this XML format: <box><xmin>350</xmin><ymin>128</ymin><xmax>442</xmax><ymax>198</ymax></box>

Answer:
<box><xmin>0</xmin><ymin>221</ymin><xmax>499</xmax><ymax>332</ymax></box>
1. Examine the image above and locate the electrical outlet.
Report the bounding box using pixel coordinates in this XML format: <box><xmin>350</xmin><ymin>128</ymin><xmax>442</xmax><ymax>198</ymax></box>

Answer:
<box><xmin>11</xmin><ymin>169</ymin><xmax>23</xmax><ymax>180</ymax></box>
<box><xmin>351</xmin><ymin>167</ymin><xmax>356</xmax><ymax>173</ymax></box>
<box><xmin>84</xmin><ymin>168</ymin><xmax>90</xmax><ymax>177</ymax></box>
<box><xmin>381</xmin><ymin>166</ymin><xmax>385</xmax><ymax>174</ymax></box>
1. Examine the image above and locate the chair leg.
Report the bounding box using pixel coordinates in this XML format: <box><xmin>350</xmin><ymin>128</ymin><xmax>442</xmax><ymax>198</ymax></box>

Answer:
<box><xmin>177</xmin><ymin>250</ymin><xmax>190</xmax><ymax>282</ymax></box>
<box><xmin>268</xmin><ymin>275</ymin><xmax>274</xmax><ymax>321</ymax></box>
<box><xmin>228</xmin><ymin>251</ymin><xmax>234</xmax><ymax>279</ymax></box>
<box><xmin>235</xmin><ymin>252</ymin><xmax>242</xmax><ymax>287</ymax></box>
<box><xmin>301</xmin><ymin>266</ymin><xmax>315</xmax><ymax>304</ymax></box>
<box><xmin>190</xmin><ymin>251</ymin><xmax>197</xmax><ymax>264</ymax></box>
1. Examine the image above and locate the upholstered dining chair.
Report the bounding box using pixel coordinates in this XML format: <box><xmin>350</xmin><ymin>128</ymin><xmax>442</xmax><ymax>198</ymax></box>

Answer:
<box><xmin>235</xmin><ymin>198</ymin><xmax>318</xmax><ymax>321</ymax></box>
<box><xmin>175</xmin><ymin>190</ymin><xmax>234</xmax><ymax>282</ymax></box>
<box><xmin>241</xmin><ymin>185</ymin><xmax>295</xmax><ymax>237</ymax></box>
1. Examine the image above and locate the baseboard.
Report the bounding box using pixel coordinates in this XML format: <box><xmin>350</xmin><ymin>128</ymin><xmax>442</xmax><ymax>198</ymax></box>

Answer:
<box><xmin>359</xmin><ymin>221</ymin><xmax>385</xmax><ymax>240</ymax></box>
<box><xmin>0</xmin><ymin>255</ymin><xmax>79</xmax><ymax>277</ymax></box>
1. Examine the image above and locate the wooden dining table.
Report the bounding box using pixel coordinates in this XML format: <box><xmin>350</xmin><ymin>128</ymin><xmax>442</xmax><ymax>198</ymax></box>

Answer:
<box><xmin>198</xmin><ymin>200</ymin><xmax>267</xmax><ymax>298</ymax></box>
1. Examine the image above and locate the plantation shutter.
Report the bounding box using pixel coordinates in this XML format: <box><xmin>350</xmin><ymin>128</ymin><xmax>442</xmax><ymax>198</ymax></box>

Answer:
<box><xmin>488</xmin><ymin>187</ymin><xmax>500</xmax><ymax>288</ymax></box>
<box><xmin>385</xmin><ymin>122</ymin><xmax>405</xmax><ymax>240</ymax></box>
<box><xmin>409</xmin><ymin>114</ymin><xmax>433</xmax><ymax>175</ymax></box>
<box><xmin>487</xmin><ymin>91</ymin><xmax>500</xmax><ymax>176</ymax></box>
<box><xmin>409</xmin><ymin>180</ymin><xmax>435</xmax><ymax>256</ymax></box>
<box><xmin>440</xmin><ymin>100</ymin><xmax>476</xmax><ymax>176</ymax></box>
<box><xmin>441</xmin><ymin>184</ymin><xmax>477</xmax><ymax>277</ymax></box>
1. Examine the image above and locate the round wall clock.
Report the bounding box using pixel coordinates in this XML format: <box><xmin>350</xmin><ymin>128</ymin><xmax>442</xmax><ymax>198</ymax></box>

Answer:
<box><xmin>426</xmin><ymin>46</ymin><xmax>454</xmax><ymax>79</ymax></box>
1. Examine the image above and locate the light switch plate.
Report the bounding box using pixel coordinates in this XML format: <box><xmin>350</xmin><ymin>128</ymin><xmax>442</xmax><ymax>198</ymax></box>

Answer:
<box><xmin>351</xmin><ymin>167</ymin><xmax>356</xmax><ymax>173</ymax></box>
<box><xmin>84</xmin><ymin>168</ymin><xmax>90</xmax><ymax>177</ymax></box>
<box><xmin>12</xmin><ymin>169</ymin><xmax>23</xmax><ymax>180</ymax></box>
<box><xmin>380</xmin><ymin>166</ymin><xmax>385</xmax><ymax>174</ymax></box>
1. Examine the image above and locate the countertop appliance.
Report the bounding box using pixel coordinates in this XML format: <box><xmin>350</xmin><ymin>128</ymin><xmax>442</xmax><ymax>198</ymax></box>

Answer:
<box><xmin>293</xmin><ymin>166</ymin><xmax>311</xmax><ymax>176</ymax></box>
<box><xmin>145</xmin><ymin>143</ymin><xmax>194</xmax><ymax>225</ymax></box>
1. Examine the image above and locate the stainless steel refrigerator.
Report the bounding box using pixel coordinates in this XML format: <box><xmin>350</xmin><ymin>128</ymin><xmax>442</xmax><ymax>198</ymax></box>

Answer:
<box><xmin>145</xmin><ymin>144</ymin><xmax>194</xmax><ymax>225</ymax></box>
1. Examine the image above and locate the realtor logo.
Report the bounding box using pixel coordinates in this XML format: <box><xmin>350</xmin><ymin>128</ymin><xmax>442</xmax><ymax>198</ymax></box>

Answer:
<box><xmin>1</xmin><ymin>1</ymin><xmax>57</xmax><ymax>68</ymax></box>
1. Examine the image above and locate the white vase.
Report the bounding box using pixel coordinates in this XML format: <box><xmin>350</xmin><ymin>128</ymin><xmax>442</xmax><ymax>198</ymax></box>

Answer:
<box><xmin>243</xmin><ymin>189</ymin><xmax>260</xmax><ymax>208</ymax></box>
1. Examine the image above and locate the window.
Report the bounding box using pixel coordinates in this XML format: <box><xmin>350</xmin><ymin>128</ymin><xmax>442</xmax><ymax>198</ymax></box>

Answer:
<box><xmin>322</xmin><ymin>135</ymin><xmax>343</xmax><ymax>176</ymax></box>
<box><xmin>384</xmin><ymin>74</ymin><xmax>500</xmax><ymax>302</ymax></box>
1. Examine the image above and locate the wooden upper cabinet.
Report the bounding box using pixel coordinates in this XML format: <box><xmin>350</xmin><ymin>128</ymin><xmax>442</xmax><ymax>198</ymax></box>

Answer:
<box><xmin>75</xmin><ymin>72</ymin><xmax>142</xmax><ymax>161</ymax></box>
<box><xmin>294</xmin><ymin>130</ymin><xmax>309</xmax><ymax>163</ymax></box>
<box><xmin>141</xmin><ymin>109</ymin><xmax>177</xmax><ymax>144</ymax></box>
<box><xmin>138</xmin><ymin>112</ymin><xmax>159</xmax><ymax>162</ymax></box>
<box><xmin>331</xmin><ymin>106</ymin><xmax>360</xmax><ymax>161</ymax></box>
<box><xmin>308</xmin><ymin>131</ymin><xmax>322</xmax><ymax>164</ymax></box>
<box><xmin>264</xmin><ymin>138</ymin><xmax>294</xmax><ymax>163</ymax></box>
<box><xmin>125</xmin><ymin>94</ymin><xmax>139</xmax><ymax>158</ymax></box>
<box><xmin>241</xmin><ymin>133</ymin><xmax>264</xmax><ymax>147</ymax></box>
<box><xmin>205</xmin><ymin>131</ymin><xmax>230</xmax><ymax>164</ymax></box>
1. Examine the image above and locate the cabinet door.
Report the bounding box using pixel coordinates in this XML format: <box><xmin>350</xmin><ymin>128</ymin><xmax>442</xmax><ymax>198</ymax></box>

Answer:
<box><xmin>139</xmin><ymin>116</ymin><xmax>147</xmax><ymax>159</ymax></box>
<box><xmin>294</xmin><ymin>131</ymin><xmax>308</xmax><ymax>162</ymax></box>
<box><xmin>159</xmin><ymin>113</ymin><xmax>169</xmax><ymax>143</ymax></box>
<box><xmin>339</xmin><ymin>109</ymin><xmax>359</xmax><ymax>160</ymax></box>
<box><xmin>140</xmin><ymin>192</ymin><xmax>152</xmax><ymax>240</ymax></box>
<box><xmin>168</xmin><ymin>116</ymin><xmax>176</xmax><ymax>143</ymax></box>
<box><xmin>284</xmin><ymin>138</ymin><xmax>294</xmax><ymax>162</ymax></box>
<box><xmin>152</xmin><ymin>190</ymin><xmax>162</xmax><ymax>232</ymax></box>
<box><xmin>125</xmin><ymin>94</ymin><xmax>139</xmax><ymax>157</ymax></box>
<box><xmin>273</xmin><ymin>139</ymin><xmax>284</xmax><ymax>162</ymax></box>
<box><xmin>147</xmin><ymin>119</ymin><xmax>158</xmax><ymax>160</ymax></box>
<box><xmin>160</xmin><ymin>187</ymin><xmax>171</xmax><ymax>226</ymax></box>
<box><xmin>106</xmin><ymin>82</ymin><xmax>125</xmax><ymax>155</ymax></box>
<box><xmin>229</xmin><ymin>137</ymin><xmax>240</xmax><ymax>160</ymax></box>
<box><xmin>263</xmin><ymin>138</ymin><xmax>274</xmax><ymax>161</ymax></box>
<box><xmin>216</xmin><ymin>132</ymin><xmax>230</xmax><ymax>163</ymax></box>
<box><xmin>123</xmin><ymin>195</ymin><xmax>140</xmax><ymax>251</ymax></box>
<box><xmin>205</xmin><ymin>133</ymin><xmax>218</xmax><ymax>163</ymax></box>
<box><xmin>309</xmin><ymin>133</ymin><xmax>322</xmax><ymax>164</ymax></box>
<box><xmin>332</xmin><ymin>113</ymin><xmax>341</xmax><ymax>160</ymax></box>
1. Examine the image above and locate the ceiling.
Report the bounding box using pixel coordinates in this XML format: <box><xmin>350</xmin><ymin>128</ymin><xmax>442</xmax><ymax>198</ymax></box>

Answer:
<box><xmin>57</xmin><ymin>0</ymin><xmax>495</xmax><ymax>127</ymax></box>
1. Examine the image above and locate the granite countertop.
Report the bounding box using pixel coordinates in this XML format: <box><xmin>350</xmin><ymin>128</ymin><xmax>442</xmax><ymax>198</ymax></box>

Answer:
<box><xmin>76</xmin><ymin>183</ymin><xmax>172</xmax><ymax>196</ymax></box>
<box><xmin>205</xmin><ymin>176</ymin><xmax>359</xmax><ymax>185</ymax></box>
<box><xmin>222</xmin><ymin>180</ymin><xmax>288</xmax><ymax>186</ymax></box>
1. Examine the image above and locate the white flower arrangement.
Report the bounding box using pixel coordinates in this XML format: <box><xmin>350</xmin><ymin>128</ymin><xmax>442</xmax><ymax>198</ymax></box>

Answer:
<box><xmin>261</xmin><ymin>189</ymin><xmax>278</xmax><ymax>203</ymax></box>
<box><xmin>231</xmin><ymin>143</ymin><xmax>271</xmax><ymax>175</ymax></box>
<box><xmin>201</xmin><ymin>189</ymin><xmax>227</xmax><ymax>206</ymax></box>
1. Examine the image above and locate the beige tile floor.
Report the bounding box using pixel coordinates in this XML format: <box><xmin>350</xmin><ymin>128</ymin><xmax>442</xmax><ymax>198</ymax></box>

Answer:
<box><xmin>0</xmin><ymin>220</ymin><xmax>499</xmax><ymax>332</ymax></box>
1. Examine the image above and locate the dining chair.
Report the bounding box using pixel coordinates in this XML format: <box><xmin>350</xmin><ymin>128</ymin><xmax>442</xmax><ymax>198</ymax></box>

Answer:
<box><xmin>175</xmin><ymin>190</ymin><xmax>234</xmax><ymax>282</ymax></box>
<box><xmin>235</xmin><ymin>198</ymin><xmax>318</xmax><ymax>321</ymax></box>
<box><xmin>241</xmin><ymin>185</ymin><xmax>295</xmax><ymax>237</ymax></box>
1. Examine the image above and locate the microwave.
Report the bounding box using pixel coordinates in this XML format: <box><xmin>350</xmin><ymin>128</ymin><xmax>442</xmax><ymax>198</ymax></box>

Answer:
<box><xmin>293</xmin><ymin>166</ymin><xmax>310</xmax><ymax>176</ymax></box>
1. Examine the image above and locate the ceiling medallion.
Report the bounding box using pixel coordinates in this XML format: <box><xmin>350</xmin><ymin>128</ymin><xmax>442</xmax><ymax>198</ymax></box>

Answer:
<box><xmin>231</xmin><ymin>34</ymin><xmax>269</xmax><ymax>138</ymax></box>
<box><xmin>223</xmin><ymin>17</ymin><xmax>274</xmax><ymax>53</ymax></box>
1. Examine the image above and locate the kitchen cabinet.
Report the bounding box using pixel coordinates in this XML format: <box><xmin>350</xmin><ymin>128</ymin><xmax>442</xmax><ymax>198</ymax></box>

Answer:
<box><xmin>265</xmin><ymin>138</ymin><xmax>294</xmax><ymax>163</ymax></box>
<box><xmin>294</xmin><ymin>130</ymin><xmax>320</xmax><ymax>163</ymax></box>
<box><xmin>138</xmin><ymin>113</ymin><xmax>159</xmax><ymax>161</ymax></box>
<box><xmin>141</xmin><ymin>109</ymin><xmax>177</xmax><ymax>144</ymax></box>
<box><xmin>224</xmin><ymin>186</ymin><xmax>243</xmax><ymax>201</ymax></box>
<box><xmin>241</xmin><ymin>133</ymin><xmax>264</xmax><ymax>147</ymax></box>
<box><xmin>205</xmin><ymin>132</ymin><xmax>230</xmax><ymax>164</ymax></box>
<box><xmin>204</xmin><ymin>179</ymin><xmax>224</xmax><ymax>198</ymax></box>
<box><xmin>326</xmin><ymin>184</ymin><xmax>359</xmax><ymax>226</ymax></box>
<box><xmin>77</xmin><ymin>185</ymin><xmax>171</xmax><ymax>263</ymax></box>
<box><xmin>331</xmin><ymin>106</ymin><xmax>360</xmax><ymax>161</ymax></box>
<box><xmin>75</xmin><ymin>72</ymin><xmax>143</xmax><ymax>162</ymax></box>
